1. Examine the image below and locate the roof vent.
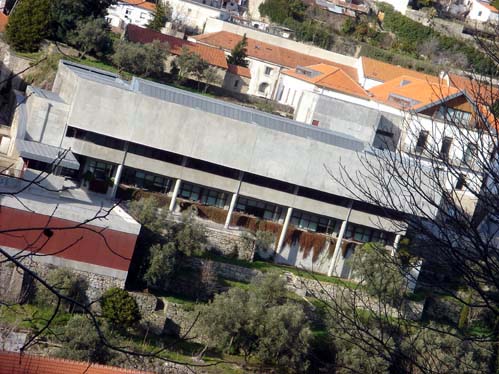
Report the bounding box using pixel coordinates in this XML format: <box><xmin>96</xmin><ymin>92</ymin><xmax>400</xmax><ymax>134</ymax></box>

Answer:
<box><xmin>400</xmin><ymin>79</ymin><xmax>411</xmax><ymax>87</ymax></box>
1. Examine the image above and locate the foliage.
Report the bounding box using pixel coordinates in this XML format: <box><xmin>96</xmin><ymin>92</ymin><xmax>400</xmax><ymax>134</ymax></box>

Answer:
<box><xmin>378</xmin><ymin>3</ymin><xmax>495</xmax><ymax>74</ymax></box>
<box><xmin>128</xmin><ymin>196</ymin><xmax>170</xmax><ymax>233</ymax></box>
<box><xmin>143</xmin><ymin>242</ymin><xmax>177</xmax><ymax>290</ymax></box>
<box><xmin>173</xmin><ymin>212</ymin><xmax>207</xmax><ymax>256</ymax></box>
<box><xmin>35</xmin><ymin>268</ymin><xmax>88</xmax><ymax>312</ymax></box>
<box><xmin>254</xmin><ymin>230</ymin><xmax>276</xmax><ymax>253</ymax></box>
<box><xmin>112</xmin><ymin>40</ymin><xmax>169</xmax><ymax>77</ymax></box>
<box><xmin>100</xmin><ymin>288</ymin><xmax>141</xmax><ymax>329</ymax></box>
<box><xmin>197</xmin><ymin>273</ymin><xmax>311</xmax><ymax>371</ymax></box>
<box><xmin>259</xmin><ymin>0</ymin><xmax>307</xmax><ymax>24</ymax></box>
<box><xmin>227</xmin><ymin>34</ymin><xmax>248</xmax><ymax>67</ymax></box>
<box><xmin>6</xmin><ymin>0</ymin><xmax>52</xmax><ymax>52</ymax></box>
<box><xmin>69</xmin><ymin>18</ymin><xmax>113</xmax><ymax>58</ymax></box>
<box><xmin>50</xmin><ymin>0</ymin><xmax>115</xmax><ymax>41</ymax></box>
<box><xmin>352</xmin><ymin>242</ymin><xmax>408</xmax><ymax>303</ymax></box>
<box><xmin>56</xmin><ymin>315</ymin><xmax>113</xmax><ymax>364</ymax></box>
<box><xmin>341</xmin><ymin>18</ymin><xmax>356</xmax><ymax>35</ymax></box>
<box><xmin>175</xmin><ymin>47</ymin><xmax>208</xmax><ymax>83</ymax></box>
<box><xmin>147</xmin><ymin>1</ymin><xmax>172</xmax><ymax>31</ymax></box>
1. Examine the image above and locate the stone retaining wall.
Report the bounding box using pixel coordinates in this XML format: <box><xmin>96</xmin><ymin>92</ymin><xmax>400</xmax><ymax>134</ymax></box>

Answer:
<box><xmin>187</xmin><ymin>257</ymin><xmax>261</xmax><ymax>283</ymax></box>
<box><xmin>204</xmin><ymin>226</ymin><xmax>255</xmax><ymax>261</ymax></box>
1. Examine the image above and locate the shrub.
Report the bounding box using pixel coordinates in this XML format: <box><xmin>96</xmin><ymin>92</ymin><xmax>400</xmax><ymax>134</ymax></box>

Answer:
<box><xmin>57</xmin><ymin>315</ymin><xmax>112</xmax><ymax>364</ymax></box>
<box><xmin>143</xmin><ymin>243</ymin><xmax>177</xmax><ymax>290</ymax></box>
<box><xmin>100</xmin><ymin>288</ymin><xmax>141</xmax><ymax>329</ymax></box>
<box><xmin>35</xmin><ymin>268</ymin><xmax>88</xmax><ymax>312</ymax></box>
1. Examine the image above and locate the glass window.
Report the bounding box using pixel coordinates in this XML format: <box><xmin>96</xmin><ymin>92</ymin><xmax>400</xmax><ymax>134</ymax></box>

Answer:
<box><xmin>264</xmin><ymin>66</ymin><xmax>273</xmax><ymax>75</ymax></box>
<box><xmin>235</xmin><ymin>196</ymin><xmax>282</xmax><ymax>221</ymax></box>
<box><xmin>440</xmin><ymin>137</ymin><xmax>453</xmax><ymax>160</ymax></box>
<box><xmin>121</xmin><ymin>167</ymin><xmax>172</xmax><ymax>193</ymax></box>
<box><xmin>455</xmin><ymin>174</ymin><xmax>466</xmax><ymax>190</ymax></box>
<box><xmin>290</xmin><ymin>210</ymin><xmax>339</xmax><ymax>234</ymax></box>
<box><xmin>87</xmin><ymin>159</ymin><xmax>114</xmax><ymax>181</ymax></box>
<box><xmin>415</xmin><ymin>130</ymin><xmax>428</xmax><ymax>152</ymax></box>
<box><xmin>463</xmin><ymin>143</ymin><xmax>477</xmax><ymax>164</ymax></box>
<box><xmin>179</xmin><ymin>182</ymin><xmax>228</xmax><ymax>208</ymax></box>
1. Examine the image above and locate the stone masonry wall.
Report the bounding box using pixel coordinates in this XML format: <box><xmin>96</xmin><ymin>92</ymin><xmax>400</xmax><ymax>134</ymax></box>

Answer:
<box><xmin>187</xmin><ymin>257</ymin><xmax>261</xmax><ymax>283</ymax></box>
<box><xmin>204</xmin><ymin>225</ymin><xmax>255</xmax><ymax>261</ymax></box>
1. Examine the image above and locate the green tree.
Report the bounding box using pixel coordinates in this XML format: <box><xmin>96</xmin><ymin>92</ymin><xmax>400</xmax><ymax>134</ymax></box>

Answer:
<box><xmin>259</xmin><ymin>0</ymin><xmax>307</xmax><ymax>24</ymax></box>
<box><xmin>35</xmin><ymin>268</ymin><xmax>88</xmax><ymax>312</ymax></box>
<box><xmin>143</xmin><ymin>242</ymin><xmax>177</xmax><ymax>290</ymax></box>
<box><xmin>173</xmin><ymin>212</ymin><xmax>207</xmax><ymax>256</ymax></box>
<box><xmin>112</xmin><ymin>40</ymin><xmax>168</xmax><ymax>77</ymax></box>
<box><xmin>5</xmin><ymin>0</ymin><xmax>52</xmax><ymax>52</ymax></box>
<box><xmin>69</xmin><ymin>18</ymin><xmax>113</xmax><ymax>59</ymax></box>
<box><xmin>227</xmin><ymin>34</ymin><xmax>248</xmax><ymax>67</ymax></box>
<box><xmin>175</xmin><ymin>47</ymin><xmax>208</xmax><ymax>84</ymax></box>
<box><xmin>197</xmin><ymin>273</ymin><xmax>311</xmax><ymax>371</ymax></box>
<box><xmin>50</xmin><ymin>0</ymin><xmax>116</xmax><ymax>41</ymax></box>
<box><xmin>128</xmin><ymin>196</ymin><xmax>170</xmax><ymax>232</ymax></box>
<box><xmin>57</xmin><ymin>315</ymin><xmax>113</xmax><ymax>364</ymax></box>
<box><xmin>100</xmin><ymin>288</ymin><xmax>141</xmax><ymax>329</ymax></box>
<box><xmin>147</xmin><ymin>1</ymin><xmax>171</xmax><ymax>31</ymax></box>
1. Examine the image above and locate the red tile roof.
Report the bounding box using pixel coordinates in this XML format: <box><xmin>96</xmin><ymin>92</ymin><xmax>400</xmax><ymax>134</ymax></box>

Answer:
<box><xmin>0</xmin><ymin>13</ymin><xmax>8</xmax><ymax>33</ymax></box>
<box><xmin>193</xmin><ymin>31</ymin><xmax>359</xmax><ymax>81</ymax></box>
<box><xmin>120</xmin><ymin>0</ymin><xmax>156</xmax><ymax>11</ymax></box>
<box><xmin>228</xmin><ymin>64</ymin><xmax>251</xmax><ymax>78</ymax></box>
<box><xmin>368</xmin><ymin>75</ymin><xmax>461</xmax><ymax>110</ymax></box>
<box><xmin>0</xmin><ymin>351</ymin><xmax>152</xmax><ymax>374</ymax></box>
<box><xmin>126</xmin><ymin>25</ymin><xmax>228</xmax><ymax>69</ymax></box>
<box><xmin>478</xmin><ymin>1</ymin><xmax>499</xmax><ymax>13</ymax></box>
<box><xmin>361</xmin><ymin>56</ymin><xmax>440</xmax><ymax>84</ymax></box>
<box><xmin>283</xmin><ymin>63</ymin><xmax>369</xmax><ymax>99</ymax></box>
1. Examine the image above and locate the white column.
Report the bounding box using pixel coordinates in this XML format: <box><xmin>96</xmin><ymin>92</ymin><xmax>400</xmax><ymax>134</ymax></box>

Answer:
<box><xmin>169</xmin><ymin>178</ymin><xmax>182</xmax><ymax>212</ymax></box>
<box><xmin>110</xmin><ymin>163</ymin><xmax>123</xmax><ymax>198</ymax></box>
<box><xmin>276</xmin><ymin>207</ymin><xmax>293</xmax><ymax>254</ymax></box>
<box><xmin>224</xmin><ymin>172</ymin><xmax>244</xmax><ymax>229</ymax></box>
<box><xmin>327</xmin><ymin>202</ymin><xmax>353</xmax><ymax>277</ymax></box>
<box><xmin>391</xmin><ymin>234</ymin><xmax>401</xmax><ymax>256</ymax></box>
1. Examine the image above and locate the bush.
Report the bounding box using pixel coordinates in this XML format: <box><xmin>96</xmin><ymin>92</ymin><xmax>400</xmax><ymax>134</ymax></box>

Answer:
<box><xmin>35</xmin><ymin>268</ymin><xmax>88</xmax><ymax>312</ymax></box>
<box><xmin>68</xmin><ymin>18</ymin><xmax>113</xmax><ymax>59</ymax></box>
<box><xmin>112</xmin><ymin>40</ymin><xmax>169</xmax><ymax>77</ymax></box>
<box><xmin>57</xmin><ymin>315</ymin><xmax>113</xmax><ymax>364</ymax></box>
<box><xmin>143</xmin><ymin>242</ymin><xmax>177</xmax><ymax>290</ymax></box>
<box><xmin>100</xmin><ymin>288</ymin><xmax>141</xmax><ymax>329</ymax></box>
<box><xmin>197</xmin><ymin>273</ymin><xmax>311</xmax><ymax>371</ymax></box>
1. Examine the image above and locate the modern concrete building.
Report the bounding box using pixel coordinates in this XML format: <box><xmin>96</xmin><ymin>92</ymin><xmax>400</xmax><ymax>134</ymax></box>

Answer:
<box><xmin>10</xmin><ymin>60</ymin><xmax>443</xmax><ymax>278</ymax></box>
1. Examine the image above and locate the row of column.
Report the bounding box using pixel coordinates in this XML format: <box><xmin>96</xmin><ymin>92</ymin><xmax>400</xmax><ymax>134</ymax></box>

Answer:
<box><xmin>109</xmin><ymin>157</ymin><xmax>403</xmax><ymax>279</ymax></box>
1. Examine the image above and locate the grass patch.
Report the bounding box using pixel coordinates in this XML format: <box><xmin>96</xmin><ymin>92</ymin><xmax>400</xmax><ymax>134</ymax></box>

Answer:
<box><xmin>0</xmin><ymin>303</ymin><xmax>71</xmax><ymax>331</ymax></box>
<box><xmin>201</xmin><ymin>253</ymin><xmax>357</xmax><ymax>288</ymax></box>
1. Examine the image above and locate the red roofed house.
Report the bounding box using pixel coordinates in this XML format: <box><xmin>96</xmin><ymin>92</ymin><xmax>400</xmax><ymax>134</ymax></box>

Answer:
<box><xmin>0</xmin><ymin>351</ymin><xmax>152</xmax><ymax>374</ymax></box>
<box><xmin>276</xmin><ymin>63</ymin><xmax>370</xmax><ymax>110</ymax></box>
<box><xmin>106</xmin><ymin>0</ymin><xmax>156</xmax><ymax>31</ymax></box>
<box><xmin>126</xmin><ymin>25</ymin><xmax>251</xmax><ymax>94</ymax></box>
<box><xmin>191</xmin><ymin>31</ymin><xmax>359</xmax><ymax>99</ymax></box>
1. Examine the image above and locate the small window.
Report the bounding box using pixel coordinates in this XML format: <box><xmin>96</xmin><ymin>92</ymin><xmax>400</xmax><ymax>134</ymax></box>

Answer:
<box><xmin>258</xmin><ymin>82</ymin><xmax>269</xmax><ymax>94</ymax></box>
<box><xmin>140</xmin><ymin>12</ymin><xmax>147</xmax><ymax>19</ymax></box>
<box><xmin>440</xmin><ymin>137</ymin><xmax>453</xmax><ymax>160</ymax></box>
<box><xmin>234</xmin><ymin>80</ymin><xmax>239</xmax><ymax>88</ymax></box>
<box><xmin>463</xmin><ymin>143</ymin><xmax>477</xmax><ymax>164</ymax></box>
<box><xmin>415</xmin><ymin>130</ymin><xmax>428</xmax><ymax>153</ymax></box>
<box><xmin>264</xmin><ymin>66</ymin><xmax>273</xmax><ymax>75</ymax></box>
<box><xmin>478</xmin><ymin>10</ymin><xmax>482</xmax><ymax>16</ymax></box>
<box><xmin>455</xmin><ymin>174</ymin><xmax>466</xmax><ymax>190</ymax></box>
<box><xmin>125</xmin><ymin>9</ymin><xmax>132</xmax><ymax>15</ymax></box>
<box><xmin>312</xmin><ymin>120</ymin><xmax>320</xmax><ymax>126</ymax></box>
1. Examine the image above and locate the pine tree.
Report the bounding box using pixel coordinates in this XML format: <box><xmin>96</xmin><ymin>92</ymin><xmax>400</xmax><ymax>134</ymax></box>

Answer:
<box><xmin>147</xmin><ymin>1</ymin><xmax>171</xmax><ymax>32</ymax></box>
<box><xmin>227</xmin><ymin>34</ymin><xmax>249</xmax><ymax>67</ymax></box>
<box><xmin>6</xmin><ymin>0</ymin><xmax>52</xmax><ymax>52</ymax></box>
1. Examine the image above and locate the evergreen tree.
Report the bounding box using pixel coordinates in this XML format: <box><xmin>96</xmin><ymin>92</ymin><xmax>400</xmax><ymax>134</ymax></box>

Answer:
<box><xmin>5</xmin><ymin>0</ymin><xmax>52</xmax><ymax>52</ymax></box>
<box><xmin>226</xmin><ymin>34</ymin><xmax>249</xmax><ymax>67</ymax></box>
<box><xmin>147</xmin><ymin>1</ymin><xmax>171</xmax><ymax>32</ymax></box>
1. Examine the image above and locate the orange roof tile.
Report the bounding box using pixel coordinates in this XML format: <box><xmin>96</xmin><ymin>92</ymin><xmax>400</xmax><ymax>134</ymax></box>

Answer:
<box><xmin>0</xmin><ymin>13</ymin><xmax>8</xmax><ymax>33</ymax></box>
<box><xmin>228</xmin><ymin>64</ymin><xmax>251</xmax><ymax>78</ymax></box>
<box><xmin>283</xmin><ymin>63</ymin><xmax>369</xmax><ymax>99</ymax></box>
<box><xmin>0</xmin><ymin>351</ymin><xmax>152</xmax><ymax>374</ymax></box>
<box><xmin>126</xmin><ymin>25</ymin><xmax>228</xmax><ymax>69</ymax></box>
<box><xmin>361</xmin><ymin>57</ymin><xmax>440</xmax><ymax>84</ymax></box>
<box><xmin>193</xmin><ymin>31</ymin><xmax>359</xmax><ymax>81</ymax></box>
<box><xmin>478</xmin><ymin>1</ymin><xmax>499</xmax><ymax>13</ymax></box>
<box><xmin>368</xmin><ymin>75</ymin><xmax>461</xmax><ymax>110</ymax></box>
<box><xmin>121</xmin><ymin>0</ymin><xmax>156</xmax><ymax>11</ymax></box>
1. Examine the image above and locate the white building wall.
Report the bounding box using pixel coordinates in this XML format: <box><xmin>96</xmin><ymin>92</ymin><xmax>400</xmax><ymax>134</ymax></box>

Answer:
<box><xmin>166</xmin><ymin>0</ymin><xmax>225</xmax><ymax>31</ymax></box>
<box><xmin>106</xmin><ymin>3</ymin><xmax>154</xmax><ymax>29</ymax></box>
<box><xmin>246</xmin><ymin>59</ymin><xmax>281</xmax><ymax>98</ymax></box>
<box><xmin>468</xmin><ymin>0</ymin><xmax>498</xmax><ymax>23</ymax></box>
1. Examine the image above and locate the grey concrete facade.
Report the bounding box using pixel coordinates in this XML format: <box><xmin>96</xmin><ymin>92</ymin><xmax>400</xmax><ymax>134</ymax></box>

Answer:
<box><xmin>12</xmin><ymin>60</ymin><xmax>445</xmax><ymax>276</ymax></box>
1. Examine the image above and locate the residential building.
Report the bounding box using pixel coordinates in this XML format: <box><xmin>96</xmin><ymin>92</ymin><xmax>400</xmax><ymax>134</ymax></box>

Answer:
<box><xmin>191</xmin><ymin>31</ymin><xmax>359</xmax><ymax>99</ymax></box>
<box><xmin>10</xmin><ymin>60</ymin><xmax>444</xmax><ymax>278</ymax></box>
<box><xmin>467</xmin><ymin>0</ymin><xmax>499</xmax><ymax>23</ymax></box>
<box><xmin>166</xmin><ymin>0</ymin><xmax>232</xmax><ymax>32</ymax></box>
<box><xmin>275</xmin><ymin>63</ymin><xmax>370</xmax><ymax>110</ymax></box>
<box><xmin>314</xmin><ymin>0</ymin><xmax>369</xmax><ymax>17</ymax></box>
<box><xmin>106</xmin><ymin>0</ymin><xmax>156</xmax><ymax>31</ymax></box>
<box><xmin>0</xmin><ymin>351</ymin><xmax>151</xmax><ymax>374</ymax></box>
